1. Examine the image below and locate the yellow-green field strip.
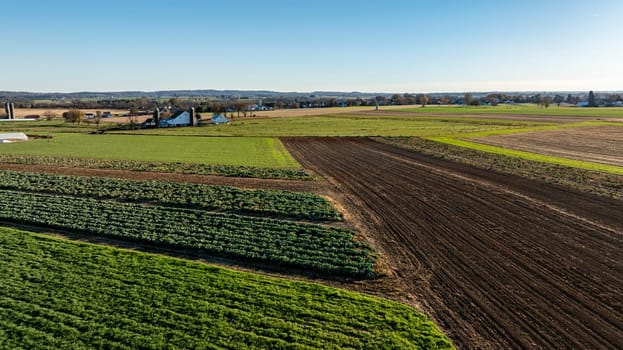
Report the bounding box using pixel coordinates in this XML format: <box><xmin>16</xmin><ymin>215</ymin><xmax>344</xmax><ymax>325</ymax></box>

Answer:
<box><xmin>428</xmin><ymin>121</ymin><xmax>623</xmax><ymax>175</ymax></box>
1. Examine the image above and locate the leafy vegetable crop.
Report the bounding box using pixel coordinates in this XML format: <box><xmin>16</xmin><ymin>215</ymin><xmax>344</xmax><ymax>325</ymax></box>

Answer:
<box><xmin>0</xmin><ymin>170</ymin><xmax>340</xmax><ymax>221</ymax></box>
<box><xmin>0</xmin><ymin>228</ymin><xmax>453</xmax><ymax>349</ymax></box>
<box><xmin>0</xmin><ymin>190</ymin><xmax>373</xmax><ymax>278</ymax></box>
<box><xmin>0</xmin><ymin>154</ymin><xmax>311</xmax><ymax>179</ymax></box>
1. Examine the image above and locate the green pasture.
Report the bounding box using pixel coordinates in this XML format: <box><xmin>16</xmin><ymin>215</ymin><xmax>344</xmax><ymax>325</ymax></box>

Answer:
<box><xmin>0</xmin><ymin>133</ymin><xmax>299</xmax><ymax>168</ymax></box>
<box><xmin>0</xmin><ymin>119</ymin><xmax>96</xmax><ymax>133</ymax></box>
<box><xmin>398</xmin><ymin>104</ymin><xmax>623</xmax><ymax>117</ymax></box>
<box><xmin>439</xmin><ymin>120</ymin><xmax>622</xmax><ymax>139</ymax></box>
<box><xmin>0</xmin><ymin>228</ymin><xmax>454</xmax><ymax>349</ymax></box>
<box><xmin>118</xmin><ymin>115</ymin><xmax>544</xmax><ymax>137</ymax></box>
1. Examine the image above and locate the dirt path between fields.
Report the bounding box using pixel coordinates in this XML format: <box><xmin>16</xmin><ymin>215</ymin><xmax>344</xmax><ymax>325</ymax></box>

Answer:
<box><xmin>282</xmin><ymin>137</ymin><xmax>623</xmax><ymax>350</ymax></box>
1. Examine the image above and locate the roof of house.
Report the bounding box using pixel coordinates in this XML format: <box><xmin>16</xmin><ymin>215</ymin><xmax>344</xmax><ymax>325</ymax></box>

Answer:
<box><xmin>211</xmin><ymin>114</ymin><xmax>229</xmax><ymax>123</ymax></box>
<box><xmin>164</xmin><ymin>110</ymin><xmax>187</xmax><ymax>120</ymax></box>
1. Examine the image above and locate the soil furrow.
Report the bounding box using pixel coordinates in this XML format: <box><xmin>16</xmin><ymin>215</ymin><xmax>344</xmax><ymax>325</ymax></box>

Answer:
<box><xmin>282</xmin><ymin>137</ymin><xmax>623</xmax><ymax>350</ymax></box>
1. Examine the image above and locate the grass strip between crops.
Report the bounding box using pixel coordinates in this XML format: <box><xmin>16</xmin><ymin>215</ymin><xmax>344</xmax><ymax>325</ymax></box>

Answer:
<box><xmin>0</xmin><ymin>227</ymin><xmax>453</xmax><ymax>349</ymax></box>
<box><xmin>0</xmin><ymin>170</ymin><xmax>340</xmax><ymax>221</ymax></box>
<box><xmin>0</xmin><ymin>190</ymin><xmax>373</xmax><ymax>278</ymax></box>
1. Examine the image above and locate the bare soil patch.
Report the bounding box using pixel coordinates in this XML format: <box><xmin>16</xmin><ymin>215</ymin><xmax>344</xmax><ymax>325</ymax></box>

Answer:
<box><xmin>240</xmin><ymin>105</ymin><xmax>422</xmax><ymax>119</ymax></box>
<box><xmin>471</xmin><ymin>125</ymin><xmax>623</xmax><ymax>166</ymax></box>
<box><xmin>283</xmin><ymin>137</ymin><xmax>623</xmax><ymax>350</ymax></box>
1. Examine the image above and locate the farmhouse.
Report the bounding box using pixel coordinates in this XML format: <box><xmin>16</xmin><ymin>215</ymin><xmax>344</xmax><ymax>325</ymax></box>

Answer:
<box><xmin>0</xmin><ymin>132</ymin><xmax>28</xmax><ymax>143</ymax></box>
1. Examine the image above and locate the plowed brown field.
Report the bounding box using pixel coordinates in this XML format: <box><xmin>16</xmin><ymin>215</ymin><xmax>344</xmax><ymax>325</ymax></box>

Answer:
<box><xmin>282</xmin><ymin>137</ymin><xmax>623</xmax><ymax>350</ymax></box>
<box><xmin>470</xmin><ymin>125</ymin><xmax>623</xmax><ymax>166</ymax></box>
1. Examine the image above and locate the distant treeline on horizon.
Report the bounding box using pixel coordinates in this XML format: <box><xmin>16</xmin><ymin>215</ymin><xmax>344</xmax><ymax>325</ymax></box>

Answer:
<box><xmin>1</xmin><ymin>90</ymin><xmax>622</xmax><ymax>112</ymax></box>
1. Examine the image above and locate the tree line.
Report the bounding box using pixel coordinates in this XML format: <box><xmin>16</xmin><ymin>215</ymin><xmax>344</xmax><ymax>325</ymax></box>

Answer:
<box><xmin>2</xmin><ymin>91</ymin><xmax>622</xmax><ymax>118</ymax></box>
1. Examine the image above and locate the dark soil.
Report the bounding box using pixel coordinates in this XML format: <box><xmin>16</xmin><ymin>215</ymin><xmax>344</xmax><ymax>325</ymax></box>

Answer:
<box><xmin>283</xmin><ymin>137</ymin><xmax>623</xmax><ymax>350</ymax></box>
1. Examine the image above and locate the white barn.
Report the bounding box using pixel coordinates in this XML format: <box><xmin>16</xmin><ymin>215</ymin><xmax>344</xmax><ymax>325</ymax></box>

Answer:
<box><xmin>159</xmin><ymin>111</ymin><xmax>191</xmax><ymax>127</ymax></box>
<box><xmin>158</xmin><ymin>109</ymin><xmax>197</xmax><ymax>128</ymax></box>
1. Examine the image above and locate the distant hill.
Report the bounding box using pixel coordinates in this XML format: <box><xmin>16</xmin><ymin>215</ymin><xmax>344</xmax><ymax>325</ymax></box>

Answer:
<box><xmin>1</xmin><ymin>89</ymin><xmax>621</xmax><ymax>100</ymax></box>
<box><xmin>0</xmin><ymin>90</ymin><xmax>395</xmax><ymax>100</ymax></box>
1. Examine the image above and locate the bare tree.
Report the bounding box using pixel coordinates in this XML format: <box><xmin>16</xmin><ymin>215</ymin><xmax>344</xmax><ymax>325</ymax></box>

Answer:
<box><xmin>62</xmin><ymin>109</ymin><xmax>83</xmax><ymax>124</ymax></box>
<box><xmin>94</xmin><ymin>111</ymin><xmax>103</xmax><ymax>131</ymax></box>
<box><xmin>43</xmin><ymin>110</ymin><xmax>56</xmax><ymax>120</ymax></box>
<box><xmin>588</xmin><ymin>91</ymin><xmax>596</xmax><ymax>107</ymax></box>
<box><xmin>417</xmin><ymin>94</ymin><xmax>430</xmax><ymax>107</ymax></box>
<box><xmin>127</xmin><ymin>114</ymin><xmax>139</xmax><ymax>129</ymax></box>
<box><xmin>464</xmin><ymin>93</ymin><xmax>473</xmax><ymax>106</ymax></box>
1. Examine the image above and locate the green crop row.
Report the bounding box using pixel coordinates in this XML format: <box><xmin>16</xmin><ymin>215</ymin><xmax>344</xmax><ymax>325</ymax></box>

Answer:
<box><xmin>0</xmin><ymin>228</ymin><xmax>453</xmax><ymax>349</ymax></box>
<box><xmin>0</xmin><ymin>170</ymin><xmax>340</xmax><ymax>221</ymax></box>
<box><xmin>0</xmin><ymin>154</ymin><xmax>312</xmax><ymax>180</ymax></box>
<box><xmin>0</xmin><ymin>190</ymin><xmax>374</xmax><ymax>278</ymax></box>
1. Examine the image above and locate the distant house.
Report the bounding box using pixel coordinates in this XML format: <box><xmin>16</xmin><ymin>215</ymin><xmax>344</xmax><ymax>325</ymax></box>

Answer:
<box><xmin>211</xmin><ymin>114</ymin><xmax>230</xmax><ymax>125</ymax></box>
<box><xmin>0</xmin><ymin>132</ymin><xmax>28</xmax><ymax>143</ymax></box>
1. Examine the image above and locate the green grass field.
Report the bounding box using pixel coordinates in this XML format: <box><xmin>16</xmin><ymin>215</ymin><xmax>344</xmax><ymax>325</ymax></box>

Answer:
<box><xmin>398</xmin><ymin>104</ymin><xmax>623</xmax><ymax>117</ymax></box>
<box><xmin>0</xmin><ymin>227</ymin><xmax>454</xmax><ymax>349</ymax></box>
<box><xmin>0</xmin><ymin>119</ymin><xmax>97</xmax><ymax>133</ymax></box>
<box><xmin>0</xmin><ymin>134</ymin><xmax>299</xmax><ymax>168</ymax></box>
<box><xmin>117</xmin><ymin>115</ymin><xmax>543</xmax><ymax>137</ymax></box>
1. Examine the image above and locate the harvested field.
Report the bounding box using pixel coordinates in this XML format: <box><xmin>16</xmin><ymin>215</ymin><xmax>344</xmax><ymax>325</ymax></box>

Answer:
<box><xmin>12</xmin><ymin>108</ymin><xmax>128</xmax><ymax>118</ymax></box>
<box><xmin>283</xmin><ymin>137</ymin><xmax>623</xmax><ymax>350</ymax></box>
<box><xmin>471</xmin><ymin>125</ymin><xmax>623</xmax><ymax>167</ymax></box>
<box><xmin>248</xmin><ymin>104</ymin><xmax>421</xmax><ymax>118</ymax></box>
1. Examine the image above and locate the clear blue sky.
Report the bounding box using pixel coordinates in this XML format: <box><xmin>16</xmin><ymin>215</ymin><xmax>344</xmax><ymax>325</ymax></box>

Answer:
<box><xmin>2</xmin><ymin>0</ymin><xmax>622</xmax><ymax>93</ymax></box>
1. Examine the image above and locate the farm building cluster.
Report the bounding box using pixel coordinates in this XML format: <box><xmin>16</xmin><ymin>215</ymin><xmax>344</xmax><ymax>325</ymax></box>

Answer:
<box><xmin>142</xmin><ymin>108</ymin><xmax>229</xmax><ymax>128</ymax></box>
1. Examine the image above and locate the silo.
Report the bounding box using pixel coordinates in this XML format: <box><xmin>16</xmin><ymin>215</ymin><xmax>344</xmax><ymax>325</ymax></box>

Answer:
<box><xmin>189</xmin><ymin>107</ymin><xmax>196</xmax><ymax>126</ymax></box>
<box><xmin>153</xmin><ymin>108</ymin><xmax>160</xmax><ymax>127</ymax></box>
<box><xmin>9</xmin><ymin>103</ymin><xmax>15</xmax><ymax>119</ymax></box>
